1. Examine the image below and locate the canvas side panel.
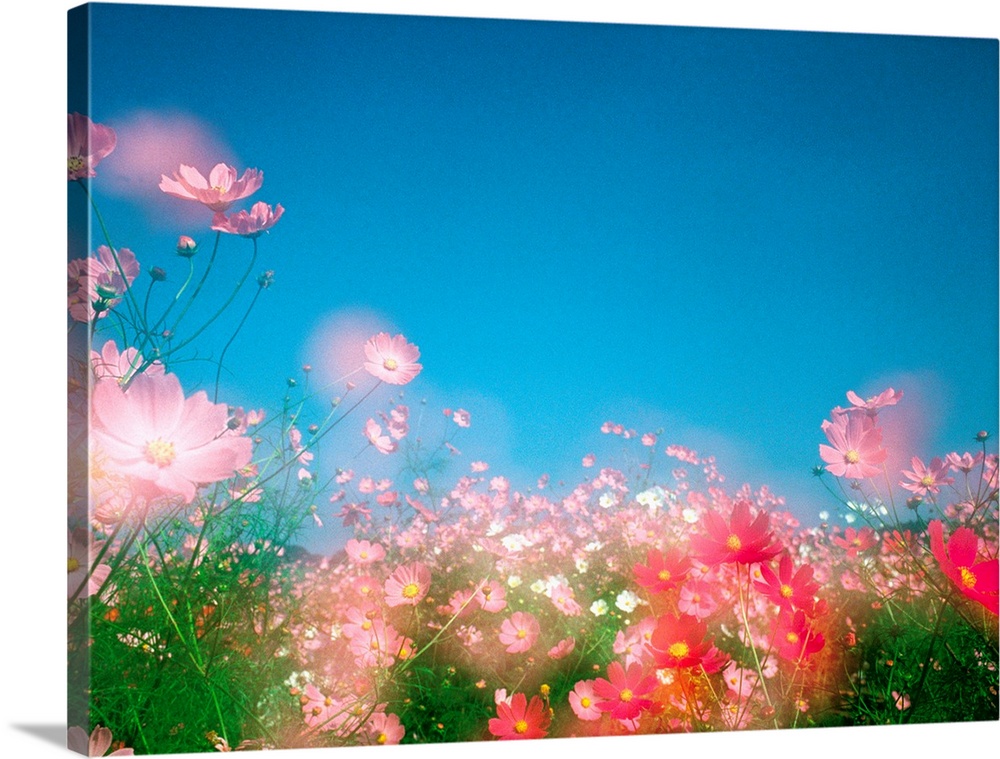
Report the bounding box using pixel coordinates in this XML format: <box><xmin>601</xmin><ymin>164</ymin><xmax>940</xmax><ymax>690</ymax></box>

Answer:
<box><xmin>67</xmin><ymin>4</ymin><xmax>92</xmax><ymax>753</ymax></box>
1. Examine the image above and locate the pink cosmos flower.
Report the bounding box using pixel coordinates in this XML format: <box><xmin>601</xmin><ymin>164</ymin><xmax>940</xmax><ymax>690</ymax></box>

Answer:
<box><xmin>633</xmin><ymin>548</ymin><xmax>691</xmax><ymax>593</ymax></box>
<box><xmin>592</xmin><ymin>661</ymin><xmax>657</xmax><ymax>721</ymax></box>
<box><xmin>499</xmin><ymin>611</ymin><xmax>540</xmax><ymax>653</ymax></box>
<box><xmin>488</xmin><ymin>692</ymin><xmax>550</xmax><ymax>740</ymax></box>
<box><xmin>832</xmin><ymin>526</ymin><xmax>878</xmax><ymax>558</ymax></box>
<box><xmin>90</xmin><ymin>340</ymin><xmax>163</xmax><ymax>383</ymax></box>
<box><xmin>844</xmin><ymin>387</ymin><xmax>903</xmax><ymax>416</ymax></box>
<box><xmin>68</xmin><ymin>246</ymin><xmax>139</xmax><ymax>322</ymax></box>
<box><xmin>365</xmin><ymin>712</ymin><xmax>405</xmax><ymax>745</ymax></box>
<box><xmin>568</xmin><ymin>680</ymin><xmax>602</xmax><ymax>721</ymax></box>
<box><xmin>819</xmin><ymin>411</ymin><xmax>888</xmax><ymax>478</ymax></box>
<box><xmin>641</xmin><ymin>433</ymin><xmax>657</xmax><ymax>446</ymax></box>
<box><xmin>900</xmin><ymin>456</ymin><xmax>954</xmax><ymax>497</ymax></box>
<box><xmin>582</xmin><ymin>453</ymin><xmax>596</xmax><ymax>468</ymax></box>
<box><xmin>690</xmin><ymin>499</ymin><xmax>780</xmax><ymax>566</ymax></box>
<box><xmin>90</xmin><ymin>371</ymin><xmax>252</xmax><ymax>504</ymax></box>
<box><xmin>345</xmin><ymin>539</ymin><xmax>386</xmax><ymax>565</ymax></box>
<box><xmin>159</xmin><ymin>162</ymin><xmax>264</xmax><ymax>212</ymax></box>
<box><xmin>67</xmin><ymin>725</ymin><xmax>133</xmax><ymax>756</ymax></box>
<box><xmin>755</xmin><ymin>553</ymin><xmax>820</xmax><ymax>614</ymax></box>
<box><xmin>946</xmin><ymin>451</ymin><xmax>984</xmax><ymax>474</ymax></box>
<box><xmin>364</xmin><ymin>418</ymin><xmax>398</xmax><ymax>454</ymax></box>
<box><xmin>363</xmin><ymin>333</ymin><xmax>423</xmax><ymax>385</ymax></box>
<box><xmin>471</xmin><ymin>461</ymin><xmax>489</xmax><ymax>473</ymax></box>
<box><xmin>68</xmin><ymin>113</ymin><xmax>117</xmax><ymax>180</ymax></box>
<box><xmin>677</xmin><ymin>580</ymin><xmax>718</xmax><ymax>619</ymax></box>
<box><xmin>383</xmin><ymin>562</ymin><xmax>431</xmax><ymax>607</ymax></box>
<box><xmin>549</xmin><ymin>582</ymin><xmax>583</xmax><ymax>616</ymax></box>
<box><xmin>211</xmin><ymin>201</ymin><xmax>284</xmax><ymax>237</ymax></box>
<box><xmin>548</xmin><ymin>637</ymin><xmax>576</xmax><ymax>659</ymax></box>
<box><xmin>648</xmin><ymin>613</ymin><xmax>727</xmax><ymax>672</ymax></box>
<box><xmin>771</xmin><ymin>609</ymin><xmax>825</xmax><ymax>662</ymax></box>
<box><xmin>928</xmin><ymin>520</ymin><xmax>999</xmax><ymax>615</ymax></box>
<box><xmin>453</xmin><ymin>408</ymin><xmax>471</xmax><ymax>428</ymax></box>
<box><xmin>474</xmin><ymin>580</ymin><xmax>507</xmax><ymax>613</ymax></box>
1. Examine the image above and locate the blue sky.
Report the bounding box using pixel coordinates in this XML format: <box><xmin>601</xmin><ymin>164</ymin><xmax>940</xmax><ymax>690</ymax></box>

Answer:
<box><xmin>75</xmin><ymin>3</ymin><xmax>998</xmax><ymax>545</ymax></box>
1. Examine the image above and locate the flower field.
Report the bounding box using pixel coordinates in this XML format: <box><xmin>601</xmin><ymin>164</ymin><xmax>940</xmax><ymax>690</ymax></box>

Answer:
<box><xmin>68</xmin><ymin>113</ymin><xmax>998</xmax><ymax>755</ymax></box>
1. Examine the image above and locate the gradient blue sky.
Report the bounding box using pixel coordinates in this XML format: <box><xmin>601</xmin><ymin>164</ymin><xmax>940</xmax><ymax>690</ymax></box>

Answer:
<box><xmin>76</xmin><ymin>3</ymin><xmax>998</xmax><ymax>543</ymax></box>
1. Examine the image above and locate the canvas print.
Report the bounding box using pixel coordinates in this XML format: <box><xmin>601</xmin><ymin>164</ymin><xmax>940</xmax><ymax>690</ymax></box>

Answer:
<box><xmin>67</xmin><ymin>3</ymin><xmax>998</xmax><ymax>755</ymax></box>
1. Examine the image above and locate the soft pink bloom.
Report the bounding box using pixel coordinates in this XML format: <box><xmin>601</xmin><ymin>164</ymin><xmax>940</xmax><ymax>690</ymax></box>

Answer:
<box><xmin>498</xmin><ymin>611</ymin><xmax>540</xmax><ymax>653</ymax></box>
<box><xmin>549</xmin><ymin>582</ymin><xmax>583</xmax><ymax>616</ymax></box>
<box><xmin>568</xmin><ymin>680</ymin><xmax>602</xmax><ymax>721</ymax></box>
<box><xmin>301</xmin><ymin>683</ymin><xmax>340</xmax><ymax>731</ymax></box>
<box><xmin>892</xmin><ymin>691</ymin><xmax>911</xmax><ymax>711</ymax></box>
<box><xmin>721</xmin><ymin>661</ymin><xmax>758</xmax><ymax>699</ymax></box>
<box><xmin>755</xmin><ymin>553</ymin><xmax>819</xmax><ymax>614</ymax></box>
<box><xmin>582</xmin><ymin>453</ymin><xmax>596</xmax><ymax>468</ymax></box>
<box><xmin>946</xmin><ymin>451</ymin><xmax>984</xmax><ymax>474</ymax></box>
<box><xmin>363</xmin><ymin>333</ymin><xmax>423</xmax><ymax>385</ymax></box>
<box><xmin>592</xmin><ymin>661</ymin><xmax>657</xmax><ymax>721</ymax></box>
<box><xmin>832</xmin><ymin>526</ymin><xmax>878</xmax><ymax>558</ymax></box>
<box><xmin>844</xmin><ymin>387</ymin><xmax>903</xmax><ymax>416</ymax></box>
<box><xmin>641</xmin><ymin>433</ymin><xmax>657</xmax><ymax>447</ymax></box>
<box><xmin>365</xmin><ymin>712</ymin><xmax>405</xmax><ymax>745</ymax></box>
<box><xmin>488</xmin><ymin>693</ymin><xmax>550</xmax><ymax>740</ymax></box>
<box><xmin>90</xmin><ymin>372</ymin><xmax>252</xmax><ymax>504</ymax></box>
<box><xmin>68</xmin><ymin>113</ymin><xmax>117</xmax><ymax>180</ymax></box>
<box><xmin>364</xmin><ymin>418</ymin><xmax>398</xmax><ymax>454</ymax></box>
<box><xmin>900</xmin><ymin>456</ymin><xmax>954</xmax><ymax>497</ymax></box>
<box><xmin>68</xmin><ymin>246</ymin><xmax>140</xmax><ymax>322</ymax></box>
<box><xmin>413</xmin><ymin>477</ymin><xmax>429</xmax><ymax>493</ymax></box>
<box><xmin>211</xmin><ymin>201</ymin><xmax>284</xmax><ymax>237</ymax></box>
<box><xmin>68</xmin><ymin>531</ymin><xmax>110</xmax><ymax>600</ymax></box>
<box><xmin>548</xmin><ymin>637</ymin><xmax>576</xmax><ymax>660</ymax></box>
<box><xmin>159</xmin><ymin>162</ymin><xmax>263</xmax><ymax>212</ymax></box>
<box><xmin>474</xmin><ymin>580</ymin><xmax>507</xmax><ymax>613</ymax></box>
<box><xmin>383</xmin><ymin>562</ymin><xmax>431</xmax><ymax>607</ymax></box>
<box><xmin>453</xmin><ymin>408</ymin><xmax>471</xmax><ymax>428</ymax></box>
<box><xmin>67</xmin><ymin>725</ymin><xmax>133</xmax><ymax>756</ymax></box>
<box><xmin>91</xmin><ymin>340</ymin><xmax>163</xmax><ymax>383</ymax></box>
<box><xmin>471</xmin><ymin>461</ymin><xmax>490</xmax><ymax>473</ymax></box>
<box><xmin>819</xmin><ymin>410</ymin><xmax>888</xmax><ymax>478</ymax></box>
<box><xmin>345</xmin><ymin>539</ymin><xmax>385</xmax><ymax>565</ymax></box>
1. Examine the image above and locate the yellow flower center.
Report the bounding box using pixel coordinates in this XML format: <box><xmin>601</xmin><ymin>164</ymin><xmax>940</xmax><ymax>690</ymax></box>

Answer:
<box><xmin>359</xmin><ymin>550</ymin><xmax>368</xmax><ymax>559</ymax></box>
<box><xmin>786</xmin><ymin>632</ymin><xmax>800</xmax><ymax>644</ymax></box>
<box><xmin>144</xmin><ymin>438</ymin><xmax>176</xmax><ymax>467</ymax></box>
<box><xmin>580</xmin><ymin>697</ymin><xmax>591</xmax><ymax>708</ymax></box>
<box><xmin>920</xmin><ymin>475</ymin><xmax>935</xmax><ymax>487</ymax></box>
<box><xmin>513</xmin><ymin>720</ymin><xmax>529</xmax><ymax>734</ymax></box>
<box><xmin>959</xmin><ymin>566</ymin><xmax>977</xmax><ymax>589</ymax></box>
<box><xmin>383</xmin><ymin>358</ymin><xmax>398</xmax><ymax>371</ymax></box>
<box><xmin>361</xmin><ymin>620</ymin><xmax>372</xmax><ymax>631</ymax></box>
<box><xmin>780</xmin><ymin>584</ymin><xmax>794</xmax><ymax>599</ymax></box>
<box><xmin>360</xmin><ymin>584</ymin><xmax>372</xmax><ymax>595</ymax></box>
<box><xmin>377</xmin><ymin>733</ymin><xmax>387</xmax><ymax>745</ymax></box>
<box><xmin>726</xmin><ymin>534</ymin><xmax>742</xmax><ymax>551</ymax></box>
<box><xmin>68</xmin><ymin>156</ymin><xmax>86</xmax><ymax>173</ymax></box>
<box><xmin>68</xmin><ymin>557</ymin><xmax>81</xmax><ymax>573</ymax></box>
<box><xmin>619</xmin><ymin>689</ymin><xmax>634</xmax><ymax>702</ymax></box>
<box><xmin>658</xmin><ymin>569</ymin><xmax>672</xmax><ymax>581</ymax></box>
<box><xmin>516</xmin><ymin>629</ymin><xmax>527</xmax><ymax>639</ymax></box>
<box><xmin>211</xmin><ymin>185</ymin><xmax>228</xmax><ymax>194</ymax></box>
<box><xmin>539</xmin><ymin>684</ymin><xmax>550</xmax><ymax>696</ymax></box>
<box><xmin>402</xmin><ymin>582</ymin><xmax>420</xmax><ymax>598</ymax></box>
<box><xmin>668</xmin><ymin>641</ymin><xmax>690</xmax><ymax>658</ymax></box>
<box><xmin>844</xmin><ymin>450</ymin><xmax>860</xmax><ymax>464</ymax></box>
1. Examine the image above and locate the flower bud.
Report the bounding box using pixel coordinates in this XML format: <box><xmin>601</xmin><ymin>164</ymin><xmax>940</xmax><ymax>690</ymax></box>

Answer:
<box><xmin>257</xmin><ymin>270</ymin><xmax>275</xmax><ymax>288</ymax></box>
<box><xmin>176</xmin><ymin>236</ymin><xmax>198</xmax><ymax>257</ymax></box>
<box><xmin>95</xmin><ymin>282</ymin><xmax>120</xmax><ymax>300</ymax></box>
<box><xmin>976</xmin><ymin>430</ymin><xmax>990</xmax><ymax>442</ymax></box>
<box><xmin>149</xmin><ymin>266</ymin><xmax>167</xmax><ymax>282</ymax></box>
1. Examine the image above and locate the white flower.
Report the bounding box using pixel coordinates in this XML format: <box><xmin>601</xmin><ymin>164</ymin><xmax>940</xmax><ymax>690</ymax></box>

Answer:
<box><xmin>818</xmin><ymin>510</ymin><xmax>830</xmax><ymax>521</ymax></box>
<box><xmin>637</xmin><ymin>487</ymin><xmax>665</xmax><ymax>515</ymax></box>
<box><xmin>615</xmin><ymin>590</ymin><xmax>643</xmax><ymax>613</ymax></box>
<box><xmin>530</xmin><ymin>579</ymin><xmax>547</xmax><ymax>594</ymax></box>
<box><xmin>507</xmin><ymin>575</ymin><xmax>522</xmax><ymax>588</ymax></box>
<box><xmin>501</xmin><ymin>533</ymin><xmax>532</xmax><ymax>552</ymax></box>
<box><xmin>656</xmin><ymin>669</ymin><xmax>675</xmax><ymax>685</ymax></box>
<box><xmin>844</xmin><ymin>513</ymin><xmax>857</xmax><ymax>524</ymax></box>
<box><xmin>590</xmin><ymin>599</ymin><xmax>609</xmax><ymax>616</ymax></box>
<box><xmin>486</xmin><ymin>520</ymin><xmax>506</xmax><ymax>537</ymax></box>
<box><xmin>329</xmin><ymin>624</ymin><xmax>342</xmax><ymax>641</ymax></box>
<box><xmin>584</xmin><ymin>541</ymin><xmax>604</xmax><ymax>552</ymax></box>
<box><xmin>598</xmin><ymin>492</ymin><xmax>617</xmax><ymax>509</ymax></box>
<box><xmin>681</xmin><ymin>507</ymin><xmax>699</xmax><ymax>524</ymax></box>
<box><xmin>575</xmin><ymin>557</ymin><xmax>589</xmax><ymax>573</ymax></box>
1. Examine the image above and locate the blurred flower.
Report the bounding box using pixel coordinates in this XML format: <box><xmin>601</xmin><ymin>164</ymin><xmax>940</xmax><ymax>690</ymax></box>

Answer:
<box><xmin>364</xmin><ymin>418</ymin><xmax>398</xmax><ymax>455</ymax></box>
<box><xmin>211</xmin><ymin>201</ymin><xmax>284</xmax><ymax>237</ymax></box>
<box><xmin>68</xmin><ymin>112</ymin><xmax>117</xmax><ymax>180</ymax></box>
<box><xmin>843</xmin><ymin>387</ymin><xmax>903</xmax><ymax>416</ymax></box>
<box><xmin>593</xmin><ymin>661</ymin><xmax>657</xmax><ymax>721</ymax></box>
<box><xmin>648</xmin><ymin>613</ymin><xmax>726</xmax><ymax>672</ymax></box>
<box><xmin>499</xmin><ymin>611</ymin><xmax>540</xmax><ymax>653</ymax></box>
<box><xmin>900</xmin><ymin>456</ymin><xmax>954</xmax><ymax>497</ymax></box>
<box><xmin>832</xmin><ymin>526</ymin><xmax>878</xmax><ymax>558</ymax></box>
<box><xmin>67</xmin><ymin>725</ymin><xmax>133</xmax><ymax>756</ymax></box>
<box><xmin>771</xmin><ymin>609</ymin><xmax>825</xmax><ymax>662</ymax></box>
<box><xmin>691</xmin><ymin>499</ymin><xmax>780</xmax><ymax>565</ymax></box>
<box><xmin>633</xmin><ymin>548</ymin><xmax>690</xmax><ymax>593</ymax></box>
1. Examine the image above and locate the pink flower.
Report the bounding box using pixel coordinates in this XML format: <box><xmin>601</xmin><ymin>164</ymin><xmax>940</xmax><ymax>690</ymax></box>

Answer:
<box><xmin>383</xmin><ymin>562</ymin><xmax>431</xmax><ymax>607</ymax></box>
<box><xmin>548</xmin><ymin>582</ymin><xmax>583</xmax><ymax>616</ymax></box>
<box><xmin>900</xmin><ymin>456</ymin><xmax>954</xmax><ymax>497</ymax></box>
<box><xmin>568</xmin><ymin>680</ymin><xmax>602</xmax><ymax>721</ymax></box>
<box><xmin>453</xmin><ymin>408</ymin><xmax>471</xmax><ymax>428</ymax></box>
<box><xmin>498</xmin><ymin>611</ymin><xmax>540</xmax><ymax>653</ymax></box>
<box><xmin>548</xmin><ymin>637</ymin><xmax>576</xmax><ymax>660</ymax></box>
<box><xmin>488</xmin><ymin>692</ymin><xmax>550</xmax><ymax>740</ymax></box>
<box><xmin>474</xmin><ymin>580</ymin><xmax>507</xmax><ymax>613</ymax></box>
<box><xmin>771</xmin><ymin>609</ymin><xmax>825</xmax><ymax>662</ymax></box>
<box><xmin>677</xmin><ymin>581</ymin><xmax>718</xmax><ymax>619</ymax></box>
<box><xmin>946</xmin><ymin>451</ymin><xmax>984</xmax><ymax>474</ymax></box>
<box><xmin>844</xmin><ymin>387</ymin><xmax>903</xmax><ymax>416</ymax></box>
<box><xmin>364</xmin><ymin>418</ymin><xmax>398</xmax><ymax>454</ymax></box>
<box><xmin>90</xmin><ymin>372</ymin><xmax>252</xmax><ymax>504</ymax></box>
<box><xmin>690</xmin><ymin>499</ymin><xmax>780</xmax><ymax>566</ymax></box>
<box><xmin>90</xmin><ymin>340</ymin><xmax>163</xmax><ymax>383</ymax></box>
<box><xmin>471</xmin><ymin>461</ymin><xmax>489</xmax><ymax>473</ymax></box>
<box><xmin>754</xmin><ymin>553</ymin><xmax>820</xmax><ymax>614</ymax></box>
<box><xmin>68</xmin><ymin>113</ymin><xmax>116</xmax><ymax>180</ymax></box>
<box><xmin>582</xmin><ymin>453</ymin><xmax>596</xmax><ymax>468</ymax></box>
<box><xmin>67</xmin><ymin>725</ymin><xmax>133</xmax><ymax>756</ymax></box>
<box><xmin>819</xmin><ymin>410</ymin><xmax>888</xmax><ymax>478</ymax></box>
<box><xmin>345</xmin><ymin>539</ymin><xmax>385</xmax><ymax>565</ymax></box>
<box><xmin>832</xmin><ymin>526</ymin><xmax>878</xmax><ymax>558</ymax></box>
<box><xmin>68</xmin><ymin>246</ymin><xmax>139</xmax><ymax>322</ymax></box>
<box><xmin>159</xmin><ymin>163</ymin><xmax>263</xmax><ymax>212</ymax></box>
<box><xmin>211</xmin><ymin>201</ymin><xmax>284</xmax><ymax>237</ymax></box>
<box><xmin>641</xmin><ymin>433</ymin><xmax>657</xmax><ymax>446</ymax></box>
<box><xmin>365</xmin><ymin>712</ymin><xmax>405</xmax><ymax>745</ymax></box>
<box><xmin>362</xmin><ymin>333</ymin><xmax>423</xmax><ymax>385</ymax></box>
<box><xmin>592</xmin><ymin>661</ymin><xmax>657</xmax><ymax>721</ymax></box>
<box><xmin>929</xmin><ymin>520</ymin><xmax>999</xmax><ymax>615</ymax></box>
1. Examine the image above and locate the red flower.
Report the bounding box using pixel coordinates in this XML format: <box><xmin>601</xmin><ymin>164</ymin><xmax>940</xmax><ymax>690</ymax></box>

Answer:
<box><xmin>648</xmin><ymin>613</ymin><xmax>727</xmax><ymax>672</ymax></box>
<box><xmin>832</xmin><ymin>526</ymin><xmax>878</xmax><ymax>558</ymax></box>
<box><xmin>633</xmin><ymin>548</ymin><xmax>690</xmax><ymax>593</ymax></box>
<box><xmin>488</xmin><ymin>693</ymin><xmax>550</xmax><ymax>740</ymax></box>
<box><xmin>691</xmin><ymin>500</ymin><xmax>781</xmax><ymax>565</ymax></box>
<box><xmin>592</xmin><ymin>661</ymin><xmax>657</xmax><ymax>721</ymax></box>
<box><xmin>771</xmin><ymin>610</ymin><xmax>825</xmax><ymax>663</ymax></box>
<box><xmin>755</xmin><ymin>553</ymin><xmax>819</xmax><ymax>615</ymax></box>
<box><xmin>928</xmin><ymin>520</ymin><xmax>999</xmax><ymax>615</ymax></box>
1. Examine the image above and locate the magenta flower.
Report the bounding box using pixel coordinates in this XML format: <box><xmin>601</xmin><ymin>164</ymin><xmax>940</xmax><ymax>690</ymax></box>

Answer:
<box><xmin>488</xmin><ymin>692</ymin><xmax>550</xmax><ymax>740</ymax></box>
<box><xmin>900</xmin><ymin>456</ymin><xmax>954</xmax><ymax>497</ymax></box>
<box><xmin>754</xmin><ymin>553</ymin><xmax>819</xmax><ymax>614</ymax></box>
<box><xmin>211</xmin><ymin>201</ymin><xmax>284</xmax><ymax>237</ymax></box>
<box><xmin>690</xmin><ymin>499</ymin><xmax>781</xmax><ymax>566</ymax></box>
<box><xmin>363</xmin><ymin>333</ymin><xmax>423</xmax><ymax>385</ymax></box>
<box><xmin>929</xmin><ymin>520</ymin><xmax>999</xmax><ymax>615</ymax></box>
<box><xmin>383</xmin><ymin>562</ymin><xmax>431</xmax><ymax>607</ymax></box>
<box><xmin>498</xmin><ymin>611</ymin><xmax>540</xmax><ymax>653</ymax></box>
<box><xmin>819</xmin><ymin>410</ymin><xmax>887</xmax><ymax>478</ymax></box>
<box><xmin>548</xmin><ymin>636</ymin><xmax>576</xmax><ymax>660</ymax></box>
<box><xmin>771</xmin><ymin>609</ymin><xmax>825</xmax><ymax>662</ymax></box>
<box><xmin>90</xmin><ymin>371</ymin><xmax>253</xmax><ymax>504</ymax></box>
<box><xmin>592</xmin><ymin>661</ymin><xmax>657</xmax><ymax>721</ymax></box>
<box><xmin>159</xmin><ymin>162</ymin><xmax>263</xmax><ymax>212</ymax></box>
<box><xmin>68</xmin><ymin>113</ymin><xmax>117</xmax><ymax>180</ymax></box>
